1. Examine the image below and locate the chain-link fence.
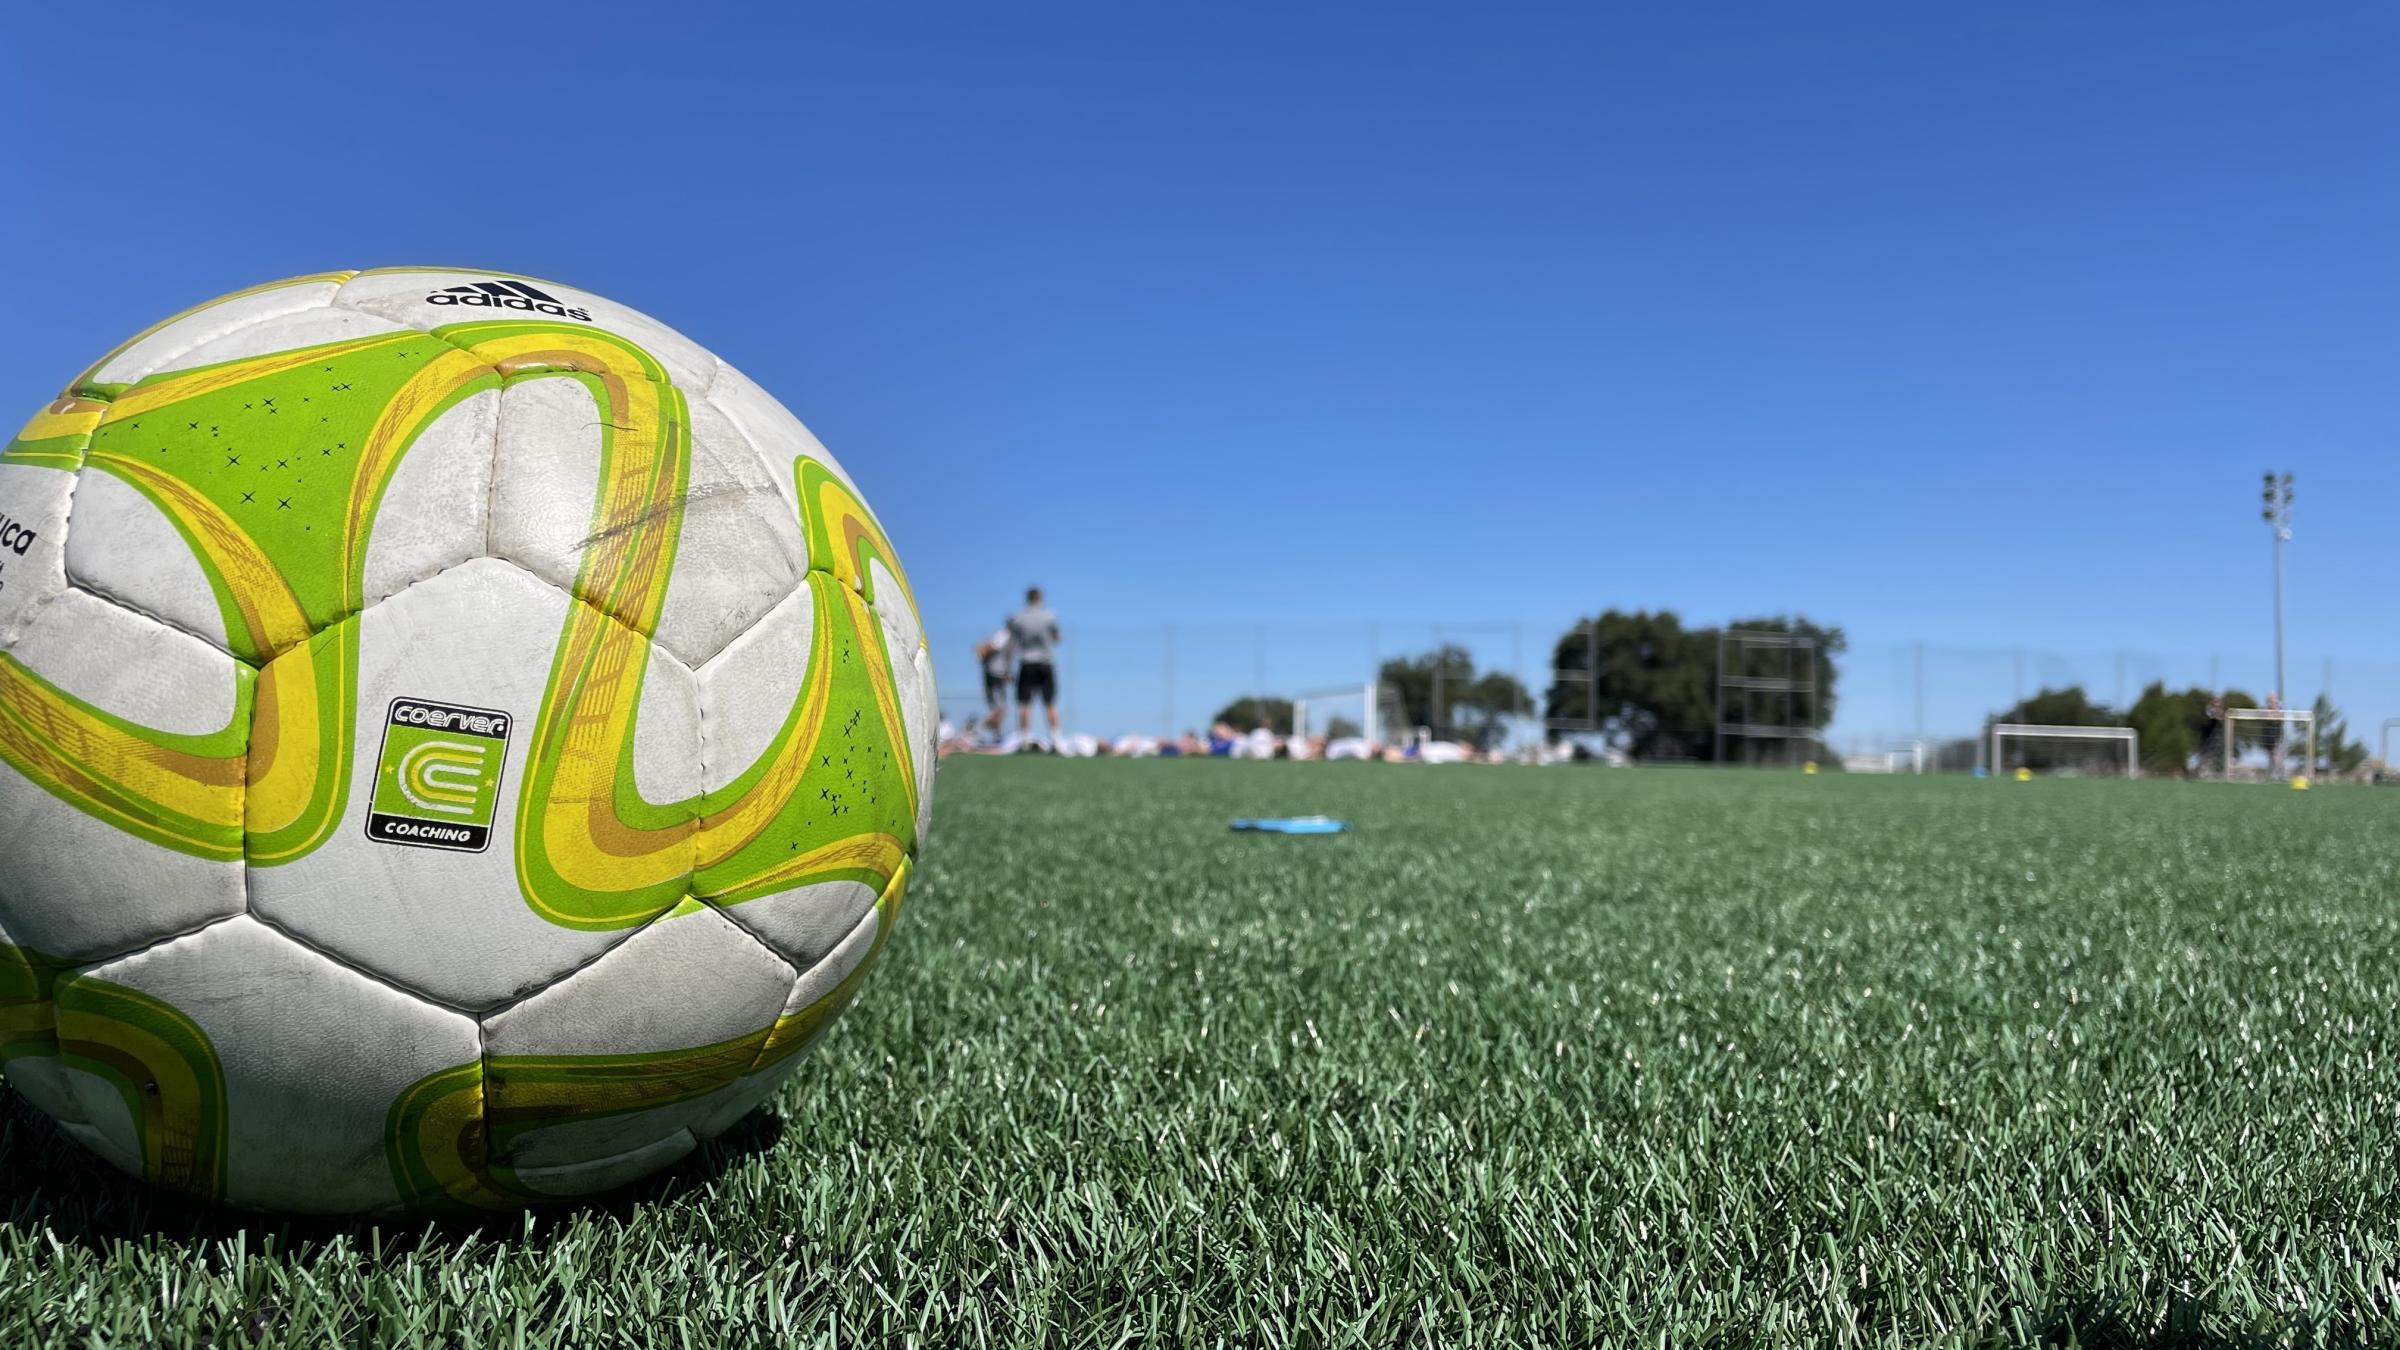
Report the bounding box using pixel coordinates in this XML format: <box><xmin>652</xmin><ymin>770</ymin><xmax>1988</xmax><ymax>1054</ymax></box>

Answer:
<box><xmin>929</xmin><ymin>616</ymin><xmax>2400</xmax><ymax>770</ymax></box>
<box><xmin>1834</xmin><ymin>644</ymin><xmax>2400</xmax><ymax>771</ymax></box>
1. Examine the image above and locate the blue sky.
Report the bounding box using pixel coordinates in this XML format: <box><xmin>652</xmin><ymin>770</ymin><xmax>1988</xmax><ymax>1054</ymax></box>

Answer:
<box><xmin>5</xmin><ymin>4</ymin><xmax>2395</xmax><ymax>743</ymax></box>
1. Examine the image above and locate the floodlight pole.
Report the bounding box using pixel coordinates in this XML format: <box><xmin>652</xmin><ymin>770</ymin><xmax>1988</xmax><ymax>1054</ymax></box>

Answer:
<box><xmin>2260</xmin><ymin>472</ymin><xmax>2294</xmax><ymax>778</ymax></box>
<box><xmin>2262</xmin><ymin>472</ymin><xmax>2292</xmax><ymax>707</ymax></box>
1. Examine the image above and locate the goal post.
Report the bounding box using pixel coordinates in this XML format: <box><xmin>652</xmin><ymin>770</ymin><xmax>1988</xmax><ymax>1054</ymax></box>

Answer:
<box><xmin>1289</xmin><ymin>681</ymin><xmax>1423</xmax><ymax>757</ymax></box>
<box><xmin>2222</xmin><ymin>707</ymin><xmax>2316</xmax><ymax>779</ymax></box>
<box><xmin>1292</xmin><ymin>682</ymin><xmax>1380</xmax><ymax>747</ymax></box>
<box><xmin>1989</xmin><ymin>723</ymin><xmax>2138</xmax><ymax>778</ymax></box>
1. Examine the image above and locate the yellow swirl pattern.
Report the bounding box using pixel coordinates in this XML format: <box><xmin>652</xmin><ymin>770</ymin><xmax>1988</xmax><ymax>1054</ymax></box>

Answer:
<box><xmin>0</xmin><ymin>311</ymin><xmax>924</xmax><ymax>923</ymax></box>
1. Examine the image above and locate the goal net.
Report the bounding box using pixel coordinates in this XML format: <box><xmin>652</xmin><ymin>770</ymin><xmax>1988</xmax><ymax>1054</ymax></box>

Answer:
<box><xmin>1988</xmin><ymin>723</ymin><xmax>2138</xmax><ymax>778</ymax></box>
<box><xmin>2222</xmin><ymin>707</ymin><xmax>2316</xmax><ymax>780</ymax></box>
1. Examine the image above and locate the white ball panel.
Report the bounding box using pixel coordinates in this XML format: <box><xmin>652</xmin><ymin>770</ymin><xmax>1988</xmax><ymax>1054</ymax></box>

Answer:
<box><xmin>684</xmin><ymin>897</ymin><xmax>888</xmax><ymax>1143</ymax></box>
<box><xmin>61</xmin><ymin>470</ymin><xmax>230</xmax><ymax>653</ymax></box>
<box><xmin>715</xmin><ymin>877</ymin><xmax>881</xmax><ymax>997</ymax></box>
<box><xmin>246</xmin><ymin>559</ymin><xmax>660</xmax><ymax>1011</ymax></box>
<box><xmin>358</xmin><ymin>386</ymin><xmax>499</xmax><ymax>611</ymax></box>
<box><xmin>63</xmin><ymin>915</ymin><xmax>480</xmax><ymax>1214</ymax></box>
<box><xmin>482</xmin><ymin>904</ymin><xmax>793</xmax><ymax>1175</ymax></box>
<box><xmin>695</xmin><ymin>584</ymin><xmax>814</xmax><ymax>797</ymax></box>
<box><xmin>0</xmin><ymin>593</ymin><xmax>246</xmax><ymax>962</ymax></box>
<box><xmin>680</xmin><ymin>1059</ymin><xmax>799</xmax><ymax>1144</ymax></box>
<box><xmin>645</xmin><ymin>396</ymin><xmax>806</xmax><ymax>668</ymax></box>
<box><xmin>140</xmin><ymin>307</ymin><xmax>415</xmax><ymax>378</ymax></box>
<box><xmin>864</xmin><ymin>559</ymin><xmax>922</xmax><ymax>657</ymax></box>
<box><xmin>0</xmin><ymin>462</ymin><xmax>77</xmax><ymax>651</ymax></box>
<box><xmin>859</xmin><ymin>603</ymin><xmax>938</xmax><ymax>850</ymax></box>
<box><xmin>484</xmin><ymin>904</ymin><xmax>791</xmax><ymax>1059</ymax></box>
<box><xmin>794</xmin><ymin>896</ymin><xmax>884</xmax><ymax>1004</ymax></box>
<box><xmin>907</xmin><ymin>643</ymin><xmax>939</xmax><ymax>849</ymax></box>
<box><xmin>0</xmin><ymin>757</ymin><xmax>244</xmax><ymax>962</ymax></box>
<box><xmin>54</xmin><ymin>1091</ymin><xmax>143</xmax><ymax>1179</ymax></box>
<box><xmin>631</xmin><ymin>647</ymin><xmax>699</xmax><ymax>809</ymax></box>
<box><xmin>0</xmin><ymin>1054</ymin><xmax>81</xmax><ymax>1126</ymax></box>
<box><xmin>486</xmin><ymin>376</ymin><xmax>603</xmax><ymax>617</ymax></box>
<box><xmin>80</xmin><ymin>276</ymin><xmax>350</xmax><ymax>391</ymax></box>
<box><xmin>706</xmin><ymin>363</ymin><xmax>865</xmax><ymax>502</ymax></box>
<box><xmin>858</xmin><ymin>567</ymin><xmax>938</xmax><ymax>841</ymax></box>
<box><xmin>506</xmin><ymin>1130</ymin><xmax>697</xmax><ymax>1201</ymax></box>
<box><xmin>8</xmin><ymin>587</ymin><xmax>236</xmax><ymax>735</ymax></box>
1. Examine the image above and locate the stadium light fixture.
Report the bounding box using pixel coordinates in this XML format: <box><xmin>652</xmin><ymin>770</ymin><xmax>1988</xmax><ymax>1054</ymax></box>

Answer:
<box><xmin>2261</xmin><ymin>472</ymin><xmax>2293</xmax><ymax>707</ymax></box>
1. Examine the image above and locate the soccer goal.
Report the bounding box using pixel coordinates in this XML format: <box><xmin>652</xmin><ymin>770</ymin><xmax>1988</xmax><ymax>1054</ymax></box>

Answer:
<box><xmin>1988</xmin><ymin>723</ymin><xmax>2138</xmax><ymax>778</ymax></box>
<box><xmin>2222</xmin><ymin>707</ymin><xmax>2316</xmax><ymax>780</ymax></box>
<box><xmin>1292</xmin><ymin>681</ymin><xmax>1418</xmax><ymax>755</ymax></box>
<box><xmin>1292</xmin><ymin>682</ymin><xmax>1375</xmax><ymax>745</ymax></box>
<box><xmin>1841</xmin><ymin>741</ymin><xmax>1926</xmax><ymax>774</ymax></box>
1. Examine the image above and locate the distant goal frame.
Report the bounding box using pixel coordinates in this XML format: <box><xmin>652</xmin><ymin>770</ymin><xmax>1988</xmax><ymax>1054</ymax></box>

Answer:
<box><xmin>2222</xmin><ymin>707</ymin><xmax>2316</xmax><ymax>779</ymax></box>
<box><xmin>1988</xmin><ymin>723</ymin><xmax>2139</xmax><ymax>779</ymax></box>
<box><xmin>1292</xmin><ymin>681</ymin><xmax>1383</xmax><ymax>748</ymax></box>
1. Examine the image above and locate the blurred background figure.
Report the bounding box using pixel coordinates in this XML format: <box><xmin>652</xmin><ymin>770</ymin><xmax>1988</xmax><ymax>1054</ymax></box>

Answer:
<box><xmin>974</xmin><ymin>626</ymin><xmax>1012</xmax><ymax>737</ymax></box>
<box><xmin>1007</xmin><ymin>586</ymin><xmax>1062</xmax><ymax>749</ymax></box>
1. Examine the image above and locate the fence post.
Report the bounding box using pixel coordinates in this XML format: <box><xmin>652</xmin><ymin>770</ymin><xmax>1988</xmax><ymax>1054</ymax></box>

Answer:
<box><xmin>1913</xmin><ymin>642</ymin><xmax>1925</xmax><ymax>746</ymax></box>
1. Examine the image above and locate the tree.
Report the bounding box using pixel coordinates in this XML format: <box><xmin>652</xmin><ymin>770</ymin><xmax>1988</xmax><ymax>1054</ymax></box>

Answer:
<box><xmin>1211</xmin><ymin>696</ymin><xmax>1293</xmax><ymax>734</ymax></box>
<box><xmin>2310</xmin><ymin>694</ymin><xmax>2368</xmax><ymax>775</ymax></box>
<box><xmin>1376</xmin><ymin>645</ymin><xmax>1529</xmax><ymax>752</ymax></box>
<box><xmin>1544</xmin><ymin>611</ymin><xmax>1844</xmax><ymax>762</ymax></box>
<box><xmin>2130</xmin><ymin>683</ymin><xmax>2200</xmax><ymax>776</ymax></box>
<box><xmin>2127</xmin><ymin>683</ymin><xmax>2262</xmax><ymax>776</ymax></box>
<box><xmin>1546</xmin><ymin>611</ymin><xmax>1711</xmax><ymax>759</ymax></box>
<box><xmin>2128</xmin><ymin>683</ymin><xmax>2205</xmax><ymax>776</ymax></box>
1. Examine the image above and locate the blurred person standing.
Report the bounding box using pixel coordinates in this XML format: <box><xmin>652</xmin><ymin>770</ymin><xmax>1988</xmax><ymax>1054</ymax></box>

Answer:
<box><xmin>1008</xmin><ymin>586</ymin><xmax>1062</xmax><ymax>747</ymax></box>
<box><xmin>973</xmin><ymin>626</ymin><xmax>1013</xmax><ymax>735</ymax></box>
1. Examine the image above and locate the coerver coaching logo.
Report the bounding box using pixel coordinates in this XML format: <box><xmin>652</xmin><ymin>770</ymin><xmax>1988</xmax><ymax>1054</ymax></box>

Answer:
<box><xmin>366</xmin><ymin>698</ymin><xmax>514</xmax><ymax>853</ymax></box>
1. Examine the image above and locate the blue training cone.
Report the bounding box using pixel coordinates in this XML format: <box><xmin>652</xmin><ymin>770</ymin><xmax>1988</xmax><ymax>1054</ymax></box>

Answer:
<box><xmin>1230</xmin><ymin>816</ymin><xmax>1350</xmax><ymax>835</ymax></box>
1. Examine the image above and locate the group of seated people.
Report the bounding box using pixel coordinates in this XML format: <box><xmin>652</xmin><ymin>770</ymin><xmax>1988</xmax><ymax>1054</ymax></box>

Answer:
<box><xmin>936</xmin><ymin>716</ymin><xmax>1486</xmax><ymax>763</ymax></box>
<box><xmin>1126</xmin><ymin>722</ymin><xmax>1479</xmax><ymax>763</ymax></box>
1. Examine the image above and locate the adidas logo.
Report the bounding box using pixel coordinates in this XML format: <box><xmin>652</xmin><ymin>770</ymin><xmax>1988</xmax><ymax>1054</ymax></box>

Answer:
<box><xmin>424</xmin><ymin>278</ymin><xmax>593</xmax><ymax>322</ymax></box>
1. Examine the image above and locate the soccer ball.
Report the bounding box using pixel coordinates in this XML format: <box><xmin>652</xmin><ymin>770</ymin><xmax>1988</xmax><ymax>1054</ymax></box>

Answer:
<box><xmin>0</xmin><ymin>270</ymin><xmax>937</xmax><ymax>1214</ymax></box>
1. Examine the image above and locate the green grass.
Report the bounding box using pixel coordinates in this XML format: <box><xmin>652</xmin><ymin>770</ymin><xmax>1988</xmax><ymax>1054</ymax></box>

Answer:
<box><xmin>7</xmin><ymin>760</ymin><xmax>2400</xmax><ymax>1347</ymax></box>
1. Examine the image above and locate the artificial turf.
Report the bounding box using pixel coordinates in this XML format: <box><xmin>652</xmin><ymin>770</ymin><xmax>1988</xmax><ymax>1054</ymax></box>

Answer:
<box><xmin>5</xmin><ymin>758</ymin><xmax>2398</xmax><ymax>1347</ymax></box>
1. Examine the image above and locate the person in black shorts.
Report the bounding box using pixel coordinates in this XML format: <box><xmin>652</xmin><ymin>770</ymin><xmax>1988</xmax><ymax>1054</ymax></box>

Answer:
<box><xmin>1017</xmin><ymin>660</ymin><xmax>1056</xmax><ymax>708</ymax></box>
<box><xmin>1007</xmin><ymin>586</ymin><xmax>1062</xmax><ymax>747</ymax></box>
